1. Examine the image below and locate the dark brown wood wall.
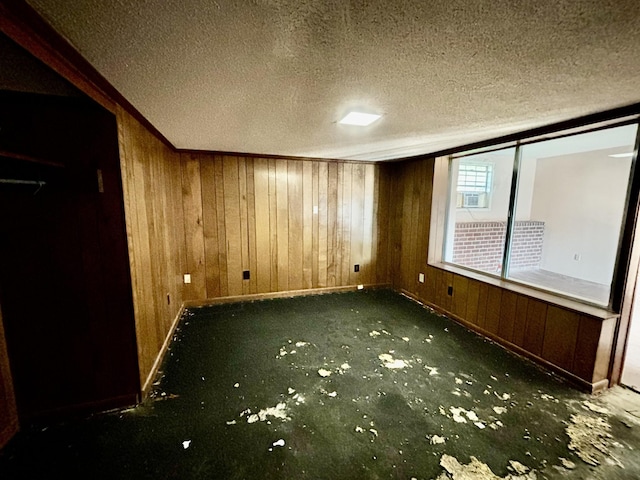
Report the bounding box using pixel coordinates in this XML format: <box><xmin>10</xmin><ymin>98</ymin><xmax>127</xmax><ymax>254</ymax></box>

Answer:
<box><xmin>117</xmin><ymin>106</ymin><xmax>187</xmax><ymax>392</ymax></box>
<box><xmin>179</xmin><ymin>153</ymin><xmax>392</xmax><ymax>300</ymax></box>
<box><xmin>389</xmin><ymin>157</ymin><xmax>618</xmax><ymax>391</ymax></box>
<box><xmin>118</xmin><ymin>130</ymin><xmax>394</xmax><ymax>391</ymax></box>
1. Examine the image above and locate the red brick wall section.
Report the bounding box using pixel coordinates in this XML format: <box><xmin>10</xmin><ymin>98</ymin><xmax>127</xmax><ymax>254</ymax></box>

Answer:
<box><xmin>452</xmin><ymin>221</ymin><xmax>544</xmax><ymax>273</ymax></box>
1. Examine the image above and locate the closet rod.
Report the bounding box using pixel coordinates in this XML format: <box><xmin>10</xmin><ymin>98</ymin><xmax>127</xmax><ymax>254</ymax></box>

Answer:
<box><xmin>0</xmin><ymin>179</ymin><xmax>46</xmax><ymax>186</ymax></box>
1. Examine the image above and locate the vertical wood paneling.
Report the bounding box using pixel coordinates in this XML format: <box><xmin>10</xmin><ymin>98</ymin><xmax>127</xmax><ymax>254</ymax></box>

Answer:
<box><xmin>371</xmin><ymin>166</ymin><xmax>383</xmax><ymax>283</ymax></box>
<box><xmin>200</xmin><ymin>157</ymin><xmax>220</xmax><ymax>298</ymax></box>
<box><xmin>592</xmin><ymin>318</ymin><xmax>616</xmax><ymax>382</ymax></box>
<box><xmin>318</xmin><ymin>162</ymin><xmax>329</xmax><ymax>287</ymax></box>
<box><xmin>523</xmin><ymin>299</ymin><xmax>547</xmax><ymax>356</ymax></box>
<box><xmin>117</xmin><ymin>107</ymin><xmax>185</xmax><ymax>389</ymax></box>
<box><xmin>485</xmin><ymin>286</ymin><xmax>502</xmax><ymax>334</ymax></box>
<box><xmin>476</xmin><ymin>282</ymin><xmax>489</xmax><ymax>329</ymax></box>
<box><xmin>268</xmin><ymin>160</ymin><xmax>279</xmax><ymax>291</ymax></box>
<box><xmin>223</xmin><ymin>157</ymin><xmax>243</xmax><ymax>296</ymax></box>
<box><xmin>181</xmin><ymin>154</ymin><xmax>206</xmax><ymax>300</ymax></box>
<box><xmin>416</xmin><ymin>161</ymin><xmax>432</xmax><ymax>301</ymax></box>
<box><xmin>238</xmin><ymin>158</ymin><xmax>250</xmax><ymax>294</ymax></box>
<box><xmin>442</xmin><ymin>271</ymin><xmax>454</xmax><ymax>312</ymax></box>
<box><xmin>341</xmin><ymin>163</ymin><xmax>353</xmax><ymax>284</ymax></box>
<box><xmin>408</xmin><ymin>163</ymin><xmax>422</xmax><ymax>288</ymax></box>
<box><xmin>388</xmin><ymin>155</ymin><xmax>618</xmax><ymax>389</ymax></box>
<box><xmin>254</xmin><ymin>159</ymin><xmax>271</xmax><ymax>293</ymax></box>
<box><xmin>465</xmin><ymin>280</ymin><xmax>480</xmax><ymax>325</ymax></box>
<box><xmin>542</xmin><ymin>306</ymin><xmax>580</xmax><ymax>371</ymax></box>
<box><xmin>302</xmin><ymin>161</ymin><xmax>313</xmax><ymax>289</ymax></box>
<box><xmin>288</xmin><ymin>160</ymin><xmax>304</xmax><ymax>291</ymax></box>
<box><xmin>245</xmin><ymin>158</ymin><xmax>258</xmax><ymax>294</ymax></box>
<box><xmin>451</xmin><ymin>275</ymin><xmax>469</xmax><ymax>319</ymax></box>
<box><xmin>512</xmin><ymin>296</ymin><xmax>529</xmax><ymax>347</ymax></box>
<box><xmin>362</xmin><ymin>164</ymin><xmax>375</xmax><ymax>285</ymax></box>
<box><xmin>400</xmin><ymin>166</ymin><xmax>415</xmax><ymax>289</ymax></box>
<box><xmin>424</xmin><ymin>266</ymin><xmax>437</xmax><ymax>307</ymax></box>
<box><xmin>571</xmin><ymin>316</ymin><xmax>616</xmax><ymax>383</ymax></box>
<box><xmin>328</xmin><ymin>162</ymin><xmax>338</xmax><ymax>286</ymax></box>
<box><xmin>275</xmin><ymin>160</ymin><xmax>289</xmax><ymax>291</ymax></box>
<box><xmin>388</xmin><ymin>169</ymin><xmax>404</xmax><ymax>287</ymax></box>
<box><xmin>119</xmin><ymin>112</ymin><xmax>398</xmax><ymax>396</ymax></box>
<box><xmin>311</xmin><ymin>162</ymin><xmax>320</xmax><ymax>287</ymax></box>
<box><xmin>573</xmin><ymin>316</ymin><xmax>604</xmax><ymax>382</ymax></box>
<box><xmin>176</xmin><ymin>155</ymin><xmax>389</xmax><ymax>300</ymax></box>
<box><xmin>350</xmin><ymin>163</ymin><xmax>365</xmax><ymax>285</ymax></box>
<box><xmin>498</xmin><ymin>291</ymin><xmax>518</xmax><ymax>343</ymax></box>
<box><xmin>214</xmin><ymin>157</ymin><xmax>229</xmax><ymax>296</ymax></box>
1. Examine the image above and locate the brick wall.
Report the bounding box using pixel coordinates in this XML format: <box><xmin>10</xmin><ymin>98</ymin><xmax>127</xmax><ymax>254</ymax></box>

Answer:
<box><xmin>452</xmin><ymin>221</ymin><xmax>545</xmax><ymax>273</ymax></box>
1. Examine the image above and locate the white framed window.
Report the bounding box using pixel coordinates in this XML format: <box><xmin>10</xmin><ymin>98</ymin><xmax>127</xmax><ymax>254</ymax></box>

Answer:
<box><xmin>431</xmin><ymin>122</ymin><xmax>639</xmax><ymax>308</ymax></box>
<box><xmin>456</xmin><ymin>162</ymin><xmax>492</xmax><ymax>209</ymax></box>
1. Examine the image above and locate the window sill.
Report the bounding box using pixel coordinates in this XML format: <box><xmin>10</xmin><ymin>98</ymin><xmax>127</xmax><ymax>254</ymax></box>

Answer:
<box><xmin>431</xmin><ymin>262</ymin><xmax>619</xmax><ymax>321</ymax></box>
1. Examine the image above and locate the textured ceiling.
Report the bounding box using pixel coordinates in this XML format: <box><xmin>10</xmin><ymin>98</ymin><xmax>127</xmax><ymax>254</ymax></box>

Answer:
<box><xmin>25</xmin><ymin>0</ymin><xmax>640</xmax><ymax>161</ymax></box>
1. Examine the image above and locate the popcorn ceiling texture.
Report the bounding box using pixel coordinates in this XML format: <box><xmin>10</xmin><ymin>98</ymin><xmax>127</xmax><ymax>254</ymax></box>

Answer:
<box><xmin>26</xmin><ymin>0</ymin><xmax>640</xmax><ymax>160</ymax></box>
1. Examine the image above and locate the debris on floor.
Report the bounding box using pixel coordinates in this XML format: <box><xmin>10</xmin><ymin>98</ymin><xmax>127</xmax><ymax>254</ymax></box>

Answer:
<box><xmin>378</xmin><ymin>352</ymin><xmax>409</xmax><ymax>369</ymax></box>
<box><xmin>3</xmin><ymin>290</ymin><xmax>640</xmax><ymax>479</ymax></box>
<box><xmin>437</xmin><ymin>454</ymin><xmax>536</xmax><ymax>479</ymax></box>
<box><xmin>243</xmin><ymin>403</ymin><xmax>290</xmax><ymax>424</ymax></box>
<box><xmin>566</xmin><ymin>414</ymin><xmax>613</xmax><ymax>466</ymax></box>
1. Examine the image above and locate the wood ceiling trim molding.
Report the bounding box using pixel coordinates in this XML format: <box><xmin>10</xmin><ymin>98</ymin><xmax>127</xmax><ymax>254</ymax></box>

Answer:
<box><xmin>176</xmin><ymin>148</ymin><xmax>379</xmax><ymax>165</ymax></box>
<box><xmin>0</xmin><ymin>0</ymin><xmax>175</xmax><ymax>150</ymax></box>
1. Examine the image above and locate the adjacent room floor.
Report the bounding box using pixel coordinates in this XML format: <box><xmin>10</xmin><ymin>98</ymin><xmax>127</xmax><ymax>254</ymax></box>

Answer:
<box><xmin>509</xmin><ymin>269</ymin><xmax>610</xmax><ymax>306</ymax></box>
<box><xmin>1</xmin><ymin>289</ymin><xmax>639</xmax><ymax>479</ymax></box>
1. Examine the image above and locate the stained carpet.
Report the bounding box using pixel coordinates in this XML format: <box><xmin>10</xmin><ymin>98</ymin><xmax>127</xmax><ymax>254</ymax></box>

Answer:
<box><xmin>1</xmin><ymin>289</ymin><xmax>639</xmax><ymax>479</ymax></box>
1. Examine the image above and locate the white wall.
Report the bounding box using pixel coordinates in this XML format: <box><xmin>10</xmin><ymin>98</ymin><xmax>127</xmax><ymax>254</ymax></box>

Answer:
<box><xmin>446</xmin><ymin>122</ymin><xmax>637</xmax><ymax>276</ymax></box>
<box><xmin>529</xmin><ymin>149</ymin><xmax>631</xmax><ymax>284</ymax></box>
<box><xmin>454</xmin><ymin>149</ymin><xmax>516</xmax><ymax>223</ymax></box>
<box><xmin>445</xmin><ymin>148</ymin><xmax>536</xmax><ymax>261</ymax></box>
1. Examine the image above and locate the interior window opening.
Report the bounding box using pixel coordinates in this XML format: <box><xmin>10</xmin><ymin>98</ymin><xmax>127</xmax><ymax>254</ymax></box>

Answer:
<box><xmin>443</xmin><ymin>123</ymin><xmax>639</xmax><ymax>308</ymax></box>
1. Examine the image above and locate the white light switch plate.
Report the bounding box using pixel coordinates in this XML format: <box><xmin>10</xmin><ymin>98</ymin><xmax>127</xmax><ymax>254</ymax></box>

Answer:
<box><xmin>184</xmin><ymin>274</ymin><xmax>192</xmax><ymax>284</ymax></box>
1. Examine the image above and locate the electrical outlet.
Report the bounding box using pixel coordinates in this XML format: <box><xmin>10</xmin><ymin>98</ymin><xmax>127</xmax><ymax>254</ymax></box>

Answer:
<box><xmin>313</xmin><ymin>205</ymin><xmax>319</xmax><ymax>214</ymax></box>
<box><xmin>243</xmin><ymin>270</ymin><xmax>250</xmax><ymax>280</ymax></box>
<box><xmin>573</xmin><ymin>253</ymin><xmax>581</xmax><ymax>261</ymax></box>
<box><xmin>354</xmin><ymin>264</ymin><xmax>360</xmax><ymax>273</ymax></box>
<box><xmin>447</xmin><ymin>285</ymin><xmax>453</xmax><ymax>296</ymax></box>
<box><xmin>419</xmin><ymin>273</ymin><xmax>425</xmax><ymax>283</ymax></box>
<box><xmin>357</xmin><ymin>284</ymin><xmax>364</xmax><ymax>290</ymax></box>
<box><xmin>183</xmin><ymin>274</ymin><xmax>191</xmax><ymax>284</ymax></box>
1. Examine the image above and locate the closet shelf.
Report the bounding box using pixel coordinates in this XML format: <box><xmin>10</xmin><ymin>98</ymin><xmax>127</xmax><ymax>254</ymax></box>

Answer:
<box><xmin>0</xmin><ymin>149</ymin><xmax>64</xmax><ymax>168</ymax></box>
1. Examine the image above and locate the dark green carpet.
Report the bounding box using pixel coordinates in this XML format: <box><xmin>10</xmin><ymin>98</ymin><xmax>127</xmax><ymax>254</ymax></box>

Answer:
<box><xmin>1</xmin><ymin>289</ymin><xmax>639</xmax><ymax>479</ymax></box>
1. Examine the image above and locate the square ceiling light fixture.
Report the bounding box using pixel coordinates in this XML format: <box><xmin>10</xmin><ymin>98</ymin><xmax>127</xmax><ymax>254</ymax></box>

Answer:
<box><xmin>339</xmin><ymin>111</ymin><xmax>382</xmax><ymax>126</ymax></box>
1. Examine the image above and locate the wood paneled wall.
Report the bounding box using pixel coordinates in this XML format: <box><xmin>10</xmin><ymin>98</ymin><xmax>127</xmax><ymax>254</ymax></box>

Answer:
<box><xmin>118</xmin><ymin>119</ymin><xmax>393</xmax><ymax>391</ymax></box>
<box><xmin>117</xmin><ymin>106</ymin><xmax>186</xmax><ymax>391</ymax></box>
<box><xmin>390</xmin><ymin>157</ymin><xmax>618</xmax><ymax>392</ymax></box>
<box><xmin>179</xmin><ymin>153</ymin><xmax>391</xmax><ymax>300</ymax></box>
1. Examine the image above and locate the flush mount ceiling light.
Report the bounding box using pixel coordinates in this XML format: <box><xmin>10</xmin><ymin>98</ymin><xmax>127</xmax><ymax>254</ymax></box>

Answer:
<box><xmin>609</xmin><ymin>153</ymin><xmax>634</xmax><ymax>158</ymax></box>
<box><xmin>339</xmin><ymin>111</ymin><xmax>382</xmax><ymax>126</ymax></box>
